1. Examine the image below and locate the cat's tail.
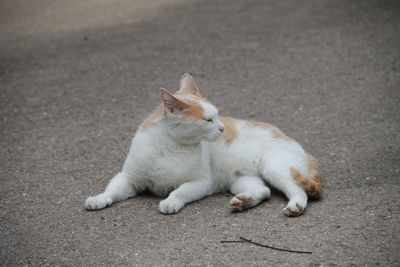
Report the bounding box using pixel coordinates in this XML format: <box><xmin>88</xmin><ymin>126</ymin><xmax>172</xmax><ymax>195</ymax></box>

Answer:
<box><xmin>290</xmin><ymin>154</ymin><xmax>323</xmax><ymax>199</ymax></box>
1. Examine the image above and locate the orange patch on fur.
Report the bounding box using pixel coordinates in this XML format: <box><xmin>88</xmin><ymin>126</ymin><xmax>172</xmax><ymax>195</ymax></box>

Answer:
<box><xmin>139</xmin><ymin>104</ymin><xmax>165</xmax><ymax>132</ymax></box>
<box><xmin>140</xmin><ymin>94</ymin><xmax>206</xmax><ymax>131</ymax></box>
<box><xmin>172</xmin><ymin>94</ymin><xmax>206</xmax><ymax>120</ymax></box>
<box><xmin>290</xmin><ymin>154</ymin><xmax>323</xmax><ymax>199</ymax></box>
<box><xmin>247</xmin><ymin>121</ymin><xmax>293</xmax><ymax>142</ymax></box>
<box><xmin>220</xmin><ymin>116</ymin><xmax>239</xmax><ymax>145</ymax></box>
<box><xmin>175</xmin><ymin>91</ymin><xmax>203</xmax><ymax>101</ymax></box>
<box><xmin>183</xmin><ymin>102</ymin><xmax>205</xmax><ymax>119</ymax></box>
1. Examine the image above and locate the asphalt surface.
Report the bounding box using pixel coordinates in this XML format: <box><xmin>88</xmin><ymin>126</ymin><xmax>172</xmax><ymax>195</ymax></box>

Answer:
<box><xmin>1</xmin><ymin>0</ymin><xmax>399</xmax><ymax>266</ymax></box>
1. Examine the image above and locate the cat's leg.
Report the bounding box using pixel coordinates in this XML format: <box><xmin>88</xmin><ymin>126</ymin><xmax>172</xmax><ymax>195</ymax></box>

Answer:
<box><xmin>85</xmin><ymin>172</ymin><xmax>136</xmax><ymax>210</ymax></box>
<box><xmin>159</xmin><ymin>179</ymin><xmax>212</xmax><ymax>214</ymax></box>
<box><xmin>262</xmin><ymin>166</ymin><xmax>308</xmax><ymax>217</ymax></box>
<box><xmin>229</xmin><ymin>176</ymin><xmax>271</xmax><ymax>212</ymax></box>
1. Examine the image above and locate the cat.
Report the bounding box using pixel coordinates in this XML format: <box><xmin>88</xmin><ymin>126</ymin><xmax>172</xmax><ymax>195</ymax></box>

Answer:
<box><xmin>85</xmin><ymin>73</ymin><xmax>323</xmax><ymax>216</ymax></box>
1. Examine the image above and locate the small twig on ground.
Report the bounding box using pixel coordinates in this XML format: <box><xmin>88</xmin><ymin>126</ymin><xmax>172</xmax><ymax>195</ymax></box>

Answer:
<box><xmin>220</xmin><ymin>237</ymin><xmax>312</xmax><ymax>254</ymax></box>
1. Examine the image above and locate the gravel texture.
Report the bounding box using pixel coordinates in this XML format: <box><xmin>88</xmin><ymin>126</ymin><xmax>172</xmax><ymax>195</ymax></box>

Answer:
<box><xmin>1</xmin><ymin>0</ymin><xmax>399</xmax><ymax>266</ymax></box>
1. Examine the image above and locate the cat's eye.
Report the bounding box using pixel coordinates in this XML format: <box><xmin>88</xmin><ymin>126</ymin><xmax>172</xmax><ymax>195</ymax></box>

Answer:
<box><xmin>204</xmin><ymin>118</ymin><xmax>213</xmax><ymax>123</ymax></box>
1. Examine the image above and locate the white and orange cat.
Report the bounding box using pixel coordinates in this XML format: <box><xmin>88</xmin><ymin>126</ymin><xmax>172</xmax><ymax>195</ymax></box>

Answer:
<box><xmin>85</xmin><ymin>74</ymin><xmax>322</xmax><ymax>216</ymax></box>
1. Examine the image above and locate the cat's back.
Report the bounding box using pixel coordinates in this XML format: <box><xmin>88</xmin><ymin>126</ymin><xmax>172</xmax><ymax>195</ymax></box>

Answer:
<box><xmin>217</xmin><ymin>116</ymin><xmax>296</xmax><ymax>148</ymax></box>
<box><xmin>209</xmin><ymin>116</ymin><xmax>306</xmax><ymax>185</ymax></box>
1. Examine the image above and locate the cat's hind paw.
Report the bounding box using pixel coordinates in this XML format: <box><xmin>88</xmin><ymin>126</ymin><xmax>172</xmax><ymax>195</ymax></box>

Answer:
<box><xmin>159</xmin><ymin>197</ymin><xmax>184</xmax><ymax>214</ymax></box>
<box><xmin>85</xmin><ymin>195</ymin><xmax>112</xmax><ymax>210</ymax></box>
<box><xmin>229</xmin><ymin>194</ymin><xmax>252</xmax><ymax>212</ymax></box>
<box><xmin>283</xmin><ymin>202</ymin><xmax>305</xmax><ymax>217</ymax></box>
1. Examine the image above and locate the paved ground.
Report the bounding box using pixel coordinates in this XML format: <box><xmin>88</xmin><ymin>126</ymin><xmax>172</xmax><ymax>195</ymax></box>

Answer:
<box><xmin>1</xmin><ymin>0</ymin><xmax>399</xmax><ymax>266</ymax></box>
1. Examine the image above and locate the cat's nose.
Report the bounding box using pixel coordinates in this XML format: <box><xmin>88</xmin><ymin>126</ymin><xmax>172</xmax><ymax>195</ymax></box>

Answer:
<box><xmin>219</xmin><ymin>126</ymin><xmax>224</xmax><ymax>133</ymax></box>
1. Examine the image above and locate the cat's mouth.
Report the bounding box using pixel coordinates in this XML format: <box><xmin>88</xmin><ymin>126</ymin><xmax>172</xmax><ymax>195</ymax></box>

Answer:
<box><xmin>205</xmin><ymin>132</ymin><xmax>222</xmax><ymax>142</ymax></box>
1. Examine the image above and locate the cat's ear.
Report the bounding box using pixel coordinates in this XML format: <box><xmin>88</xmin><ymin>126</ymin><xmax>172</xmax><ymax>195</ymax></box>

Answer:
<box><xmin>178</xmin><ymin>73</ymin><xmax>201</xmax><ymax>96</ymax></box>
<box><xmin>160</xmin><ymin>88</ymin><xmax>189</xmax><ymax>114</ymax></box>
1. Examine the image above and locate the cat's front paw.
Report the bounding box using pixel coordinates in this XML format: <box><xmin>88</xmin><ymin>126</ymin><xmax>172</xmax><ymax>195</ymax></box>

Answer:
<box><xmin>159</xmin><ymin>197</ymin><xmax>184</xmax><ymax>214</ymax></box>
<box><xmin>283</xmin><ymin>201</ymin><xmax>306</xmax><ymax>217</ymax></box>
<box><xmin>85</xmin><ymin>195</ymin><xmax>112</xmax><ymax>210</ymax></box>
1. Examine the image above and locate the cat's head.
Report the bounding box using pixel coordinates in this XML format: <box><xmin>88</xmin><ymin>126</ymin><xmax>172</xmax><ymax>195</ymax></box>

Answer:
<box><xmin>160</xmin><ymin>73</ymin><xmax>224</xmax><ymax>145</ymax></box>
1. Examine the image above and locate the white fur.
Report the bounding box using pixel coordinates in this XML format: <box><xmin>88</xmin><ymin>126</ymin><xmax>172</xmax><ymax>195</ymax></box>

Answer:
<box><xmin>85</xmin><ymin>75</ymin><xmax>310</xmax><ymax>216</ymax></box>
